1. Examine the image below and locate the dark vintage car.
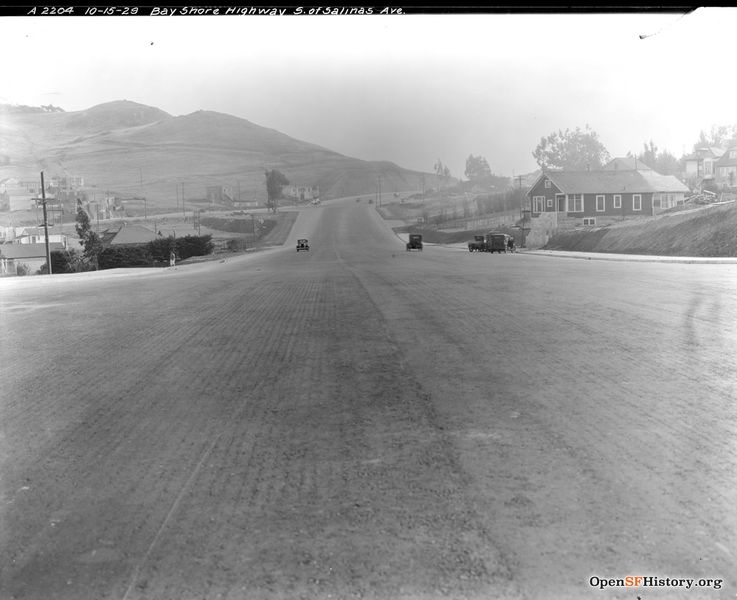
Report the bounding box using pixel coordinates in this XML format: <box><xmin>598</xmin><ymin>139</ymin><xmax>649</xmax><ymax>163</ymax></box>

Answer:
<box><xmin>296</xmin><ymin>238</ymin><xmax>310</xmax><ymax>252</ymax></box>
<box><xmin>468</xmin><ymin>235</ymin><xmax>486</xmax><ymax>252</ymax></box>
<box><xmin>406</xmin><ymin>233</ymin><xmax>423</xmax><ymax>251</ymax></box>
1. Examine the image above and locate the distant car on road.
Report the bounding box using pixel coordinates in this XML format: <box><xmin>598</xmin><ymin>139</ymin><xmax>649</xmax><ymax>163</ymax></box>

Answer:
<box><xmin>406</xmin><ymin>234</ymin><xmax>423</xmax><ymax>251</ymax></box>
<box><xmin>296</xmin><ymin>239</ymin><xmax>310</xmax><ymax>252</ymax></box>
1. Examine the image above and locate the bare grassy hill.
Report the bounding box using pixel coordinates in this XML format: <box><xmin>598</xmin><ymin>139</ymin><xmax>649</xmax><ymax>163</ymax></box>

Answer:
<box><xmin>0</xmin><ymin>101</ymin><xmax>436</xmax><ymax>211</ymax></box>
<box><xmin>544</xmin><ymin>202</ymin><xmax>737</xmax><ymax>257</ymax></box>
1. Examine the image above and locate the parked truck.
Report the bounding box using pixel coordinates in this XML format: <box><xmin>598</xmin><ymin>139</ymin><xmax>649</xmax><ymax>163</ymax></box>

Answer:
<box><xmin>485</xmin><ymin>232</ymin><xmax>511</xmax><ymax>253</ymax></box>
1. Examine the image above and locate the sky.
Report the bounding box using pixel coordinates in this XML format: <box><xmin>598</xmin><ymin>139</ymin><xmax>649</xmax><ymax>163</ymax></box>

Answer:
<box><xmin>1</xmin><ymin>7</ymin><xmax>736</xmax><ymax>179</ymax></box>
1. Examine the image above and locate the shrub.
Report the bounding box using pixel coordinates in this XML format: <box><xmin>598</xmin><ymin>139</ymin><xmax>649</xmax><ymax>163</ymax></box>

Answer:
<box><xmin>148</xmin><ymin>237</ymin><xmax>176</xmax><ymax>264</ymax></box>
<box><xmin>149</xmin><ymin>234</ymin><xmax>214</xmax><ymax>262</ymax></box>
<box><xmin>226</xmin><ymin>238</ymin><xmax>247</xmax><ymax>252</ymax></box>
<box><xmin>175</xmin><ymin>234</ymin><xmax>214</xmax><ymax>260</ymax></box>
<box><xmin>98</xmin><ymin>246</ymin><xmax>154</xmax><ymax>269</ymax></box>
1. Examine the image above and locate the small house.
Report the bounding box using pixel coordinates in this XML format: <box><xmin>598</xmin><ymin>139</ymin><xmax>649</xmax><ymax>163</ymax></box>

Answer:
<box><xmin>526</xmin><ymin>169</ymin><xmax>690</xmax><ymax>227</ymax></box>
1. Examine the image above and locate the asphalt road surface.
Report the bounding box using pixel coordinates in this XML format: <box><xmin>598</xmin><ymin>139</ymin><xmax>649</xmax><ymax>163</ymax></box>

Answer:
<box><xmin>1</xmin><ymin>198</ymin><xmax>736</xmax><ymax>600</ymax></box>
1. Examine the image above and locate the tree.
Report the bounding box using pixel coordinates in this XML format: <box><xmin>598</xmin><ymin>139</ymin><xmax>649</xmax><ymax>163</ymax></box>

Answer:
<box><xmin>465</xmin><ymin>154</ymin><xmax>492</xmax><ymax>181</ymax></box>
<box><xmin>434</xmin><ymin>159</ymin><xmax>451</xmax><ymax>189</ymax></box>
<box><xmin>532</xmin><ymin>125</ymin><xmax>611</xmax><ymax>171</ymax></box>
<box><xmin>637</xmin><ymin>140</ymin><xmax>680</xmax><ymax>176</ymax></box>
<box><xmin>265</xmin><ymin>169</ymin><xmax>289</xmax><ymax>214</ymax></box>
<box><xmin>692</xmin><ymin>124</ymin><xmax>737</xmax><ymax>151</ymax></box>
<box><xmin>75</xmin><ymin>199</ymin><xmax>102</xmax><ymax>269</ymax></box>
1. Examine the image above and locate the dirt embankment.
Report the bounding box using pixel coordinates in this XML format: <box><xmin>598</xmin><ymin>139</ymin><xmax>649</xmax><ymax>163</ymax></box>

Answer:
<box><xmin>544</xmin><ymin>202</ymin><xmax>737</xmax><ymax>256</ymax></box>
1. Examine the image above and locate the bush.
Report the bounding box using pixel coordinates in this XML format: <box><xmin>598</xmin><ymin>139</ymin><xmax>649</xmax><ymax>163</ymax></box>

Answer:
<box><xmin>175</xmin><ymin>234</ymin><xmax>214</xmax><ymax>260</ymax></box>
<box><xmin>149</xmin><ymin>234</ymin><xmax>214</xmax><ymax>262</ymax></box>
<box><xmin>226</xmin><ymin>238</ymin><xmax>248</xmax><ymax>252</ymax></box>
<box><xmin>16</xmin><ymin>263</ymin><xmax>30</xmax><ymax>276</ymax></box>
<box><xmin>98</xmin><ymin>246</ymin><xmax>154</xmax><ymax>269</ymax></box>
<box><xmin>38</xmin><ymin>249</ymin><xmax>87</xmax><ymax>274</ymax></box>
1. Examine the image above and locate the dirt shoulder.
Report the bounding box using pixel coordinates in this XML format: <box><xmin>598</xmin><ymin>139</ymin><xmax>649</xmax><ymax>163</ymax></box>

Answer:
<box><xmin>544</xmin><ymin>201</ymin><xmax>737</xmax><ymax>257</ymax></box>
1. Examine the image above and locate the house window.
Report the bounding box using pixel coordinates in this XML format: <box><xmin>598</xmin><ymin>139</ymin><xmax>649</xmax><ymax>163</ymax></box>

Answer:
<box><xmin>533</xmin><ymin>196</ymin><xmax>545</xmax><ymax>212</ymax></box>
<box><xmin>613</xmin><ymin>194</ymin><xmax>621</xmax><ymax>209</ymax></box>
<box><xmin>544</xmin><ymin>180</ymin><xmax>552</xmax><ymax>188</ymax></box>
<box><xmin>633</xmin><ymin>194</ymin><xmax>642</xmax><ymax>211</ymax></box>
<box><xmin>547</xmin><ymin>198</ymin><xmax>553</xmax><ymax>208</ymax></box>
<box><xmin>596</xmin><ymin>195</ymin><xmax>605</xmax><ymax>212</ymax></box>
<box><xmin>730</xmin><ymin>150</ymin><xmax>737</xmax><ymax>159</ymax></box>
<box><xmin>568</xmin><ymin>194</ymin><xmax>583</xmax><ymax>212</ymax></box>
<box><xmin>583</xmin><ymin>217</ymin><xmax>596</xmax><ymax>226</ymax></box>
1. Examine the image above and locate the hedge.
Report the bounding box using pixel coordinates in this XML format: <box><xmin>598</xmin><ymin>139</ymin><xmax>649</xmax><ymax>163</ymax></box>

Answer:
<box><xmin>97</xmin><ymin>234</ymin><xmax>214</xmax><ymax>270</ymax></box>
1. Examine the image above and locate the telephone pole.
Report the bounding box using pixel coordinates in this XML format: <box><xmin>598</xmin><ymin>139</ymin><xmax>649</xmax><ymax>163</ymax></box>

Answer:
<box><xmin>40</xmin><ymin>171</ymin><xmax>52</xmax><ymax>274</ymax></box>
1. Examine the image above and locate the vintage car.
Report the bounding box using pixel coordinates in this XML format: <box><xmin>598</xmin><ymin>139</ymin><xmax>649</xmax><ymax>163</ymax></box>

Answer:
<box><xmin>406</xmin><ymin>233</ymin><xmax>423</xmax><ymax>251</ymax></box>
<box><xmin>468</xmin><ymin>235</ymin><xmax>486</xmax><ymax>252</ymax></box>
<box><xmin>296</xmin><ymin>238</ymin><xmax>310</xmax><ymax>252</ymax></box>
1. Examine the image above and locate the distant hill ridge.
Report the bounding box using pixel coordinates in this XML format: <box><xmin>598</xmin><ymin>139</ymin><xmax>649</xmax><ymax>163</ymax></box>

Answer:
<box><xmin>0</xmin><ymin>103</ymin><xmax>64</xmax><ymax>113</ymax></box>
<box><xmin>0</xmin><ymin>99</ymin><xmax>438</xmax><ymax>204</ymax></box>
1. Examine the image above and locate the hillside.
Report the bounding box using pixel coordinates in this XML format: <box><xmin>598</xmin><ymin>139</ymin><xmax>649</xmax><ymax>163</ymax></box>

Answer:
<box><xmin>0</xmin><ymin>100</ymin><xmax>437</xmax><ymax>211</ymax></box>
<box><xmin>544</xmin><ymin>202</ymin><xmax>737</xmax><ymax>257</ymax></box>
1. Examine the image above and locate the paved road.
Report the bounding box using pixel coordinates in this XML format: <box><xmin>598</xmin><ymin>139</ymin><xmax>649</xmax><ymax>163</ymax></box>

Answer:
<box><xmin>1</xmin><ymin>198</ymin><xmax>735</xmax><ymax>599</ymax></box>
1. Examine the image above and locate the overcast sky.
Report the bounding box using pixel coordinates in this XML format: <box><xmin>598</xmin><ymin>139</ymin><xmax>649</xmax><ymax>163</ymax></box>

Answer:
<box><xmin>1</xmin><ymin>7</ymin><xmax>736</xmax><ymax>178</ymax></box>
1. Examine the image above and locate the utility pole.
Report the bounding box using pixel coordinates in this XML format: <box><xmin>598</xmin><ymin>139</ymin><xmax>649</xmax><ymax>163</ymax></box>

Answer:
<box><xmin>40</xmin><ymin>171</ymin><xmax>52</xmax><ymax>274</ymax></box>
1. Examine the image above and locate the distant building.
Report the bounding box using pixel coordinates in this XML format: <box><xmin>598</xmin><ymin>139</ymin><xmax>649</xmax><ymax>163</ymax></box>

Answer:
<box><xmin>683</xmin><ymin>147</ymin><xmax>726</xmax><ymax>188</ymax></box>
<box><xmin>10</xmin><ymin>227</ymin><xmax>69</xmax><ymax>247</ymax></box>
<box><xmin>0</xmin><ymin>242</ymin><xmax>66</xmax><ymax>276</ymax></box>
<box><xmin>207</xmin><ymin>185</ymin><xmax>235</xmax><ymax>205</ymax></box>
<box><xmin>285</xmin><ymin>185</ymin><xmax>319</xmax><ymax>202</ymax></box>
<box><xmin>715</xmin><ymin>145</ymin><xmax>737</xmax><ymax>188</ymax></box>
<box><xmin>0</xmin><ymin>178</ymin><xmax>36</xmax><ymax>211</ymax></box>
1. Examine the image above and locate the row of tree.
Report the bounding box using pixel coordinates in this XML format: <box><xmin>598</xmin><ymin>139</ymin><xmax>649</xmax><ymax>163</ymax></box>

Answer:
<box><xmin>454</xmin><ymin>122</ymin><xmax>737</xmax><ymax>190</ymax></box>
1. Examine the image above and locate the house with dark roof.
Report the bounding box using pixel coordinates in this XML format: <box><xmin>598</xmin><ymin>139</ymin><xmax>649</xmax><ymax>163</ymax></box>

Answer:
<box><xmin>100</xmin><ymin>224</ymin><xmax>160</xmax><ymax>247</ymax></box>
<box><xmin>526</xmin><ymin>169</ymin><xmax>690</xmax><ymax>227</ymax></box>
<box><xmin>0</xmin><ymin>242</ymin><xmax>66</xmax><ymax>275</ymax></box>
<box><xmin>715</xmin><ymin>146</ymin><xmax>737</xmax><ymax>188</ymax></box>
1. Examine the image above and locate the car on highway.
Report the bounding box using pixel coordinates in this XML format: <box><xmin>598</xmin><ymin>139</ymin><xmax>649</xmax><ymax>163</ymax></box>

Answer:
<box><xmin>406</xmin><ymin>234</ymin><xmax>423</xmax><ymax>252</ymax></box>
<box><xmin>468</xmin><ymin>235</ymin><xmax>486</xmax><ymax>252</ymax></box>
<box><xmin>296</xmin><ymin>239</ymin><xmax>310</xmax><ymax>252</ymax></box>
